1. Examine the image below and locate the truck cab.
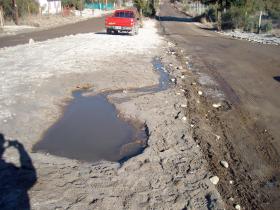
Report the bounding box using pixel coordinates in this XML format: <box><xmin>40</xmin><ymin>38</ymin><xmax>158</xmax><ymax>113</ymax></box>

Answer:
<box><xmin>105</xmin><ymin>9</ymin><xmax>140</xmax><ymax>35</ymax></box>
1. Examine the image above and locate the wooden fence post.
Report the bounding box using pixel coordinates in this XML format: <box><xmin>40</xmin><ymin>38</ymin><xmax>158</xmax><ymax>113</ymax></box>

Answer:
<box><xmin>0</xmin><ymin>6</ymin><xmax>4</xmax><ymax>28</ymax></box>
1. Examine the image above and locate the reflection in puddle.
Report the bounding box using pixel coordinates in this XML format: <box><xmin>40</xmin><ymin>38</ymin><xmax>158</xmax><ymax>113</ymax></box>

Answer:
<box><xmin>33</xmin><ymin>57</ymin><xmax>169</xmax><ymax>163</ymax></box>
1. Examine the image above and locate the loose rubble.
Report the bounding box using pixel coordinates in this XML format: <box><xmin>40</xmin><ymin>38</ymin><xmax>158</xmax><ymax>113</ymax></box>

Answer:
<box><xmin>220</xmin><ymin>160</ymin><xmax>229</xmax><ymax>169</ymax></box>
<box><xmin>210</xmin><ymin>176</ymin><xmax>220</xmax><ymax>185</ymax></box>
<box><xmin>218</xmin><ymin>30</ymin><xmax>280</xmax><ymax>46</ymax></box>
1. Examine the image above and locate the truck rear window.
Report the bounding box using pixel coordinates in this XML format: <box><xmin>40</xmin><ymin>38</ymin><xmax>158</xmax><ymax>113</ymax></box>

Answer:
<box><xmin>115</xmin><ymin>11</ymin><xmax>134</xmax><ymax>18</ymax></box>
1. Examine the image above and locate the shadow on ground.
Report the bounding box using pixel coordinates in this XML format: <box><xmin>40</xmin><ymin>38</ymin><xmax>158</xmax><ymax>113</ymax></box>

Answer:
<box><xmin>274</xmin><ymin>76</ymin><xmax>280</xmax><ymax>83</ymax></box>
<box><xmin>95</xmin><ymin>32</ymin><xmax>132</xmax><ymax>36</ymax></box>
<box><xmin>155</xmin><ymin>15</ymin><xmax>193</xmax><ymax>22</ymax></box>
<box><xmin>0</xmin><ymin>133</ymin><xmax>37</xmax><ymax>210</ymax></box>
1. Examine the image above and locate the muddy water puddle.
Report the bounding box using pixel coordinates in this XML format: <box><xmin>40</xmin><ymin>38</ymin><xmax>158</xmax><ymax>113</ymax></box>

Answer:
<box><xmin>33</xmin><ymin>57</ymin><xmax>170</xmax><ymax>163</ymax></box>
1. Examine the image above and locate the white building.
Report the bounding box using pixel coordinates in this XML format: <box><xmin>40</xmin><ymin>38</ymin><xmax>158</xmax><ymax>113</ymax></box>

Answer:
<box><xmin>37</xmin><ymin>0</ymin><xmax>62</xmax><ymax>15</ymax></box>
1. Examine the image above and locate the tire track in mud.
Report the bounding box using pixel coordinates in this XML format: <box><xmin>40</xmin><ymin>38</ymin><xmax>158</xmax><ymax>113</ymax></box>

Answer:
<box><xmin>168</xmin><ymin>46</ymin><xmax>280</xmax><ymax>210</ymax></box>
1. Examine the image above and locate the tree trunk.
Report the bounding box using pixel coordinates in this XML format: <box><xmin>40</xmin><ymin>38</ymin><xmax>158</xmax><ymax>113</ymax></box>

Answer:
<box><xmin>12</xmin><ymin>0</ymin><xmax>19</xmax><ymax>25</ymax></box>
<box><xmin>217</xmin><ymin>0</ymin><xmax>222</xmax><ymax>31</ymax></box>
<box><xmin>0</xmin><ymin>6</ymin><xmax>4</xmax><ymax>29</ymax></box>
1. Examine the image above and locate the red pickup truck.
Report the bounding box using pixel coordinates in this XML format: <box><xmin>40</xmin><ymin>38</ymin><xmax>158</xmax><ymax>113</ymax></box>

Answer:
<box><xmin>105</xmin><ymin>9</ymin><xmax>140</xmax><ymax>35</ymax></box>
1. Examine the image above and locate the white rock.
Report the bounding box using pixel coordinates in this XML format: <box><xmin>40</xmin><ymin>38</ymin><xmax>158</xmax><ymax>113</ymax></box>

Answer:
<box><xmin>212</xmin><ymin>103</ymin><xmax>222</xmax><ymax>108</ymax></box>
<box><xmin>234</xmin><ymin>204</ymin><xmax>241</xmax><ymax>210</ymax></box>
<box><xmin>182</xmin><ymin>116</ymin><xmax>187</xmax><ymax>121</ymax></box>
<box><xmin>181</xmin><ymin>75</ymin><xmax>185</xmax><ymax>79</ymax></box>
<box><xmin>29</xmin><ymin>38</ymin><xmax>35</xmax><ymax>44</ymax></box>
<box><xmin>209</xmin><ymin>176</ymin><xmax>219</xmax><ymax>185</ymax></box>
<box><xmin>171</xmin><ymin>78</ymin><xmax>176</xmax><ymax>82</ymax></box>
<box><xmin>190</xmin><ymin>124</ymin><xmax>195</xmax><ymax>128</ymax></box>
<box><xmin>229</xmin><ymin>180</ymin><xmax>234</xmax><ymax>184</ymax></box>
<box><xmin>198</xmin><ymin>90</ymin><xmax>203</xmax><ymax>95</ymax></box>
<box><xmin>180</xmin><ymin>104</ymin><xmax>187</xmax><ymax>108</ymax></box>
<box><xmin>220</xmin><ymin>160</ymin><xmax>229</xmax><ymax>168</ymax></box>
<box><xmin>123</xmin><ymin>90</ymin><xmax>127</xmax><ymax>94</ymax></box>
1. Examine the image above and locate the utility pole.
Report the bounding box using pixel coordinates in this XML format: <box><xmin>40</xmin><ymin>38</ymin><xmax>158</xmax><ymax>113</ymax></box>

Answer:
<box><xmin>0</xmin><ymin>6</ymin><xmax>4</xmax><ymax>28</ymax></box>
<box><xmin>258</xmin><ymin>10</ymin><xmax>263</xmax><ymax>34</ymax></box>
<box><xmin>12</xmin><ymin>0</ymin><xmax>19</xmax><ymax>25</ymax></box>
<box><xmin>80</xmin><ymin>0</ymin><xmax>83</xmax><ymax>16</ymax></box>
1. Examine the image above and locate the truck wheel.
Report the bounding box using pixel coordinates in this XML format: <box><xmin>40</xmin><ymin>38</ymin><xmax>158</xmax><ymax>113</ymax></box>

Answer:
<box><xmin>131</xmin><ymin>27</ymin><xmax>137</xmax><ymax>36</ymax></box>
<box><xmin>106</xmin><ymin>29</ymin><xmax>111</xmax><ymax>34</ymax></box>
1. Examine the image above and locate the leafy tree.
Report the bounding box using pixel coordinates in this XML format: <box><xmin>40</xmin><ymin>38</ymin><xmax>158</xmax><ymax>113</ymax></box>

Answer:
<box><xmin>202</xmin><ymin>0</ymin><xmax>279</xmax><ymax>30</ymax></box>
<box><xmin>0</xmin><ymin>0</ymin><xmax>39</xmax><ymax>20</ymax></box>
<box><xmin>134</xmin><ymin>0</ymin><xmax>156</xmax><ymax>17</ymax></box>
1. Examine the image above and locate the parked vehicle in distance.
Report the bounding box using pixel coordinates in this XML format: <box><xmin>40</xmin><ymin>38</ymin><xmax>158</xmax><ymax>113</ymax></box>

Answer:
<box><xmin>105</xmin><ymin>9</ymin><xmax>140</xmax><ymax>35</ymax></box>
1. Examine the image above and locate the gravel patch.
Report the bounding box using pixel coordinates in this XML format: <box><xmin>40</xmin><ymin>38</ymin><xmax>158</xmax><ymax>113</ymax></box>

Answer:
<box><xmin>218</xmin><ymin>30</ymin><xmax>280</xmax><ymax>46</ymax></box>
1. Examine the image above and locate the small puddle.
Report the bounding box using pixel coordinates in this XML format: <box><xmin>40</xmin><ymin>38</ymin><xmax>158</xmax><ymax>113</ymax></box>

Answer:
<box><xmin>33</xmin><ymin>57</ymin><xmax>169</xmax><ymax>163</ymax></box>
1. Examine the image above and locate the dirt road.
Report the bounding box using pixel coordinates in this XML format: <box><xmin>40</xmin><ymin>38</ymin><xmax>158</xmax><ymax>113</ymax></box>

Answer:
<box><xmin>158</xmin><ymin>1</ymin><xmax>280</xmax><ymax>209</ymax></box>
<box><xmin>0</xmin><ymin>16</ymin><xmax>106</xmax><ymax>48</ymax></box>
<box><xmin>0</xmin><ymin>18</ymin><xmax>226</xmax><ymax>209</ymax></box>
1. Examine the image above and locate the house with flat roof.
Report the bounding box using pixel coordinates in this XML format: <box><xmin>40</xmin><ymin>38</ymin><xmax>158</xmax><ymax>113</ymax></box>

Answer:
<box><xmin>37</xmin><ymin>0</ymin><xmax>62</xmax><ymax>14</ymax></box>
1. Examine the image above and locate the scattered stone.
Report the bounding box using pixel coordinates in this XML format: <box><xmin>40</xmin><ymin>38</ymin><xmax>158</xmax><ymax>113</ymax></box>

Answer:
<box><xmin>171</xmin><ymin>78</ymin><xmax>176</xmax><ymax>83</ymax></box>
<box><xmin>29</xmin><ymin>38</ymin><xmax>35</xmax><ymax>44</ymax></box>
<box><xmin>209</xmin><ymin>176</ymin><xmax>219</xmax><ymax>185</ymax></box>
<box><xmin>229</xmin><ymin>197</ymin><xmax>234</xmax><ymax>202</ymax></box>
<box><xmin>220</xmin><ymin>160</ymin><xmax>229</xmax><ymax>168</ymax></box>
<box><xmin>180</xmin><ymin>104</ymin><xmax>187</xmax><ymax>108</ymax></box>
<box><xmin>190</xmin><ymin>124</ymin><xmax>195</xmax><ymax>128</ymax></box>
<box><xmin>191</xmin><ymin>82</ymin><xmax>196</xmax><ymax>86</ymax></box>
<box><xmin>212</xmin><ymin>103</ymin><xmax>222</xmax><ymax>108</ymax></box>
<box><xmin>198</xmin><ymin>90</ymin><xmax>203</xmax><ymax>96</ymax></box>
<box><xmin>182</xmin><ymin>116</ymin><xmax>187</xmax><ymax>121</ymax></box>
<box><xmin>176</xmin><ymin>92</ymin><xmax>181</xmax><ymax>96</ymax></box>
<box><xmin>123</xmin><ymin>90</ymin><xmax>127</xmax><ymax>94</ymax></box>
<box><xmin>234</xmin><ymin>204</ymin><xmax>241</xmax><ymax>210</ymax></box>
<box><xmin>229</xmin><ymin>180</ymin><xmax>234</xmax><ymax>184</ymax></box>
<box><xmin>220</xmin><ymin>30</ymin><xmax>280</xmax><ymax>46</ymax></box>
<box><xmin>181</xmin><ymin>75</ymin><xmax>185</xmax><ymax>79</ymax></box>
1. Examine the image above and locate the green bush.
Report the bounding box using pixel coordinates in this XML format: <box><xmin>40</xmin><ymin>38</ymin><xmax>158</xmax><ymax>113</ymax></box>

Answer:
<box><xmin>143</xmin><ymin>1</ymin><xmax>155</xmax><ymax>17</ymax></box>
<box><xmin>62</xmin><ymin>0</ymin><xmax>83</xmax><ymax>10</ymax></box>
<box><xmin>0</xmin><ymin>0</ymin><xmax>39</xmax><ymax>19</ymax></box>
<box><xmin>222</xmin><ymin>6</ymin><xmax>246</xmax><ymax>29</ymax></box>
<box><xmin>261</xmin><ymin>21</ymin><xmax>273</xmax><ymax>32</ymax></box>
<box><xmin>206</xmin><ymin>7</ymin><xmax>217</xmax><ymax>22</ymax></box>
<box><xmin>134</xmin><ymin>0</ymin><xmax>156</xmax><ymax>17</ymax></box>
<box><xmin>244</xmin><ymin>16</ymin><xmax>258</xmax><ymax>32</ymax></box>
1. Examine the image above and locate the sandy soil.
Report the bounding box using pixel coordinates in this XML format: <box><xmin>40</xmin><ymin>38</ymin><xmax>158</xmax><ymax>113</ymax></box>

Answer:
<box><xmin>0</xmin><ymin>20</ymin><xmax>225</xmax><ymax>209</ymax></box>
